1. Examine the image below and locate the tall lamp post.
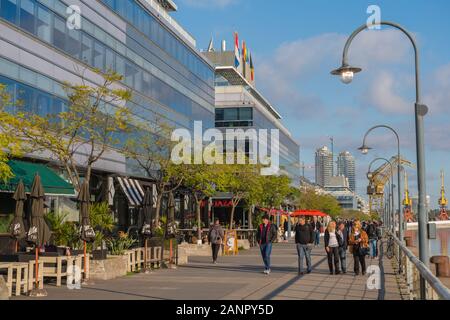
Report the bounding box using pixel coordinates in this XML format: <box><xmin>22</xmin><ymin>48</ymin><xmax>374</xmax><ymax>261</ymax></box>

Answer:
<box><xmin>331</xmin><ymin>21</ymin><xmax>429</xmax><ymax>299</ymax></box>
<box><xmin>358</xmin><ymin>126</ymin><xmax>403</xmax><ymax>260</ymax></box>
<box><xmin>367</xmin><ymin>158</ymin><xmax>395</xmax><ymax>232</ymax></box>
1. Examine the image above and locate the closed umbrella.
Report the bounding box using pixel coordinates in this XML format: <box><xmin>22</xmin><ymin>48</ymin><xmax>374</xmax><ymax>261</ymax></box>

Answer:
<box><xmin>10</xmin><ymin>180</ymin><xmax>26</xmax><ymax>252</ymax></box>
<box><xmin>78</xmin><ymin>180</ymin><xmax>94</xmax><ymax>284</ymax></box>
<box><xmin>142</xmin><ymin>187</ymin><xmax>153</xmax><ymax>273</ymax></box>
<box><xmin>29</xmin><ymin>174</ymin><xmax>49</xmax><ymax>297</ymax></box>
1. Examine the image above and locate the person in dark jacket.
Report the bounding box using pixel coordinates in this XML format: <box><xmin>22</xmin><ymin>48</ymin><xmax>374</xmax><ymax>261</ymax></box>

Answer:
<box><xmin>256</xmin><ymin>214</ymin><xmax>277</xmax><ymax>275</ymax></box>
<box><xmin>295</xmin><ymin>217</ymin><xmax>314</xmax><ymax>275</ymax></box>
<box><xmin>337</xmin><ymin>221</ymin><xmax>348</xmax><ymax>273</ymax></box>
<box><xmin>366</xmin><ymin>221</ymin><xmax>378</xmax><ymax>259</ymax></box>
<box><xmin>208</xmin><ymin>219</ymin><xmax>224</xmax><ymax>264</ymax></box>
<box><xmin>283</xmin><ymin>219</ymin><xmax>289</xmax><ymax>241</ymax></box>
<box><xmin>324</xmin><ymin>221</ymin><xmax>342</xmax><ymax>275</ymax></box>
<box><xmin>311</xmin><ymin>216</ymin><xmax>322</xmax><ymax>246</ymax></box>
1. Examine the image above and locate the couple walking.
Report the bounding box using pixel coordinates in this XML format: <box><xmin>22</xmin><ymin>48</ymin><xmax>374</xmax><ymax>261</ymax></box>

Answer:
<box><xmin>255</xmin><ymin>215</ymin><xmax>315</xmax><ymax>275</ymax></box>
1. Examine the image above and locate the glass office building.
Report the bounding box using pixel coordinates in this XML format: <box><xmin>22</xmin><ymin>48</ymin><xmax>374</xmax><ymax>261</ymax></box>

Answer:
<box><xmin>0</xmin><ymin>0</ymin><xmax>215</xmax><ymax>225</ymax></box>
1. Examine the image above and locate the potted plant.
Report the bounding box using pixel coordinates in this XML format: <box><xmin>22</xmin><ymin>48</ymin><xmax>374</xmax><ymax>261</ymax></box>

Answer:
<box><xmin>106</xmin><ymin>232</ymin><xmax>137</xmax><ymax>256</ymax></box>
<box><xmin>89</xmin><ymin>203</ymin><xmax>114</xmax><ymax>260</ymax></box>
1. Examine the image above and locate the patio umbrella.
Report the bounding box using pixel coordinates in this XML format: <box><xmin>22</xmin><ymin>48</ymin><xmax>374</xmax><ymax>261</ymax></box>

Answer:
<box><xmin>10</xmin><ymin>180</ymin><xmax>27</xmax><ymax>252</ymax></box>
<box><xmin>291</xmin><ymin>210</ymin><xmax>329</xmax><ymax>218</ymax></box>
<box><xmin>78</xmin><ymin>180</ymin><xmax>94</xmax><ymax>283</ymax></box>
<box><xmin>29</xmin><ymin>173</ymin><xmax>50</xmax><ymax>296</ymax></box>
<box><xmin>142</xmin><ymin>187</ymin><xmax>153</xmax><ymax>273</ymax></box>
<box><xmin>168</xmin><ymin>192</ymin><xmax>175</xmax><ymax>222</ymax></box>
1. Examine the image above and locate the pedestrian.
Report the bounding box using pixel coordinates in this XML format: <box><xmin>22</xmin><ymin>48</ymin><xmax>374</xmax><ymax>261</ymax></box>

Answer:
<box><xmin>256</xmin><ymin>214</ymin><xmax>277</xmax><ymax>275</ymax></box>
<box><xmin>311</xmin><ymin>216</ymin><xmax>322</xmax><ymax>247</ymax></box>
<box><xmin>348</xmin><ymin>220</ymin><xmax>369</xmax><ymax>276</ymax></box>
<box><xmin>375</xmin><ymin>222</ymin><xmax>382</xmax><ymax>257</ymax></box>
<box><xmin>337</xmin><ymin>221</ymin><xmax>348</xmax><ymax>274</ymax></box>
<box><xmin>283</xmin><ymin>219</ymin><xmax>289</xmax><ymax>241</ymax></box>
<box><xmin>366</xmin><ymin>221</ymin><xmax>378</xmax><ymax>259</ymax></box>
<box><xmin>295</xmin><ymin>217</ymin><xmax>314</xmax><ymax>275</ymax></box>
<box><xmin>324</xmin><ymin>221</ymin><xmax>342</xmax><ymax>275</ymax></box>
<box><xmin>208</xmin><ymin>218</ymin><xmax>224</xmax><ymax>264</ymax></box>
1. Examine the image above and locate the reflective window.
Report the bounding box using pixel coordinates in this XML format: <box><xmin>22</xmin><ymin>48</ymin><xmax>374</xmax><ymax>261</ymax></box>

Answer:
<box><xmin>81</xmin><ymin>34</ymin><xmax>93</xmax><ymax>65</ymax></box>
<box><xmin>20</xmin><ymin>0</ymin><xmax>35</xmax><ymax>34</ymax></box>
<box><xmin>36</xmin><ymin>5</ymin><xmax>51</xmax><ymax>43</ymax></box>
<box><xmin>35</xmin><ymin>91</ymin><xmax>51</xmax><ymax>116</ymax></box>
<box><xmin>52</xmin><ymin>15</ymin><xmax>65</xmax><ymax>51</ymax></box>
<box><xmin>105</xmin><ymin>47</ymin><xmax>115</xmax><ymax>71</ymax></box>
<box><xmin>1</xmin><ymin>0</ymin><xmax>18</xmax><ymax>24</ymax></box>
<box><xmin>93</xmin><ymin>41</ymin><xmax>105</xmax><ymax>70</ymax></box>
<box><xmin>17</xmin><ymin>83</ymin><xmax>34</xmax><ymax>113</ymax></box>
<box><xmin>66</xmin><ymin>28</ymin><xmax>81</xmax><ymax>58</ymax></box>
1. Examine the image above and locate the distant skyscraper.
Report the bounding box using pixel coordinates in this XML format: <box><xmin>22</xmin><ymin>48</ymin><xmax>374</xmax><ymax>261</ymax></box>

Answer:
<box><xmin>315</xmin><ymin>146</ymin><xmax>333</xmax><ymax>187</ymax></box>
<box><xmin>337</xmin><ymin>151</ymin><xmax>356</xmax><ymax>192</ymax></box>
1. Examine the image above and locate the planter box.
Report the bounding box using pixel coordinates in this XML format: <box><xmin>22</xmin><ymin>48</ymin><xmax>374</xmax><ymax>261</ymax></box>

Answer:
<box><xmin>0</xmin><ymin>276</ymin><xmax>8</xmax><ymax>300</ymax></box>
<box><xmin>89</xmin><ymin>255</ymin><xmax>128</xmax><ymax>281</ymax></box>
<box><xmin>177</xmin><ymin>243</ymin><xmax>221</xmax><ymax>265</ymax></box>
<box><xmin>92</xmin><ymin>250</ymin><xmax>107</xmax><ymax>261</ymax></box>
<box><xmin>0</xmin><ymin>235</ymin><xmax>14</xmax><ymax>255</ymax></box>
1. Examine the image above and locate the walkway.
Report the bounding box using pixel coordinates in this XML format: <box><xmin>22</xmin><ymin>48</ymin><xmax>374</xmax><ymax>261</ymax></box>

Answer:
<box><xmin>14</xmin><ymin>241</ymin><xmax>403</xmax><ymax>300</ymax></box>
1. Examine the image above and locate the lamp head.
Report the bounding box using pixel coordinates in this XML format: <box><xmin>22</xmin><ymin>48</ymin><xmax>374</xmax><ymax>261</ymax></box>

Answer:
<box><xmin>358</xmin><ymin>145</ymin><xmax>372</xmax><ymax>155</ymax></box>
<box><xmin>367</xmin><ymin>172</ymin><xmax>373</xmax><ymax>180</ymax></box>
<box><xmin>331</xmin><ymin>64</ymin><xmax>362</xmax><ymax>84</ymax></box>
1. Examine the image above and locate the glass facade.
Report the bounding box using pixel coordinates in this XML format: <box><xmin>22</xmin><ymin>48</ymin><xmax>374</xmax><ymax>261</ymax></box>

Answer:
<box><xmin>0</xmin><ymin>0</ymin><xmax>215</xmax><ymax>131</ymax></box>
<box><xmin>215</xmin><ymin>107</ymin><xmax>253</xmax><ymax>127</ymax></box>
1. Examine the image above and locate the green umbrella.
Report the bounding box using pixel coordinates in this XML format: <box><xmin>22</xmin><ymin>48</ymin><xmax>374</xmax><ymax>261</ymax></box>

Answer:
<box><xmin>29</xmin><ymin>174</ymin><xmax>50</xmax><ymax>247</ymax></box>
<box><xmin>10</xmin><ymin>180</ymin><xmax>27</xmax><ymax>244</ymax></box>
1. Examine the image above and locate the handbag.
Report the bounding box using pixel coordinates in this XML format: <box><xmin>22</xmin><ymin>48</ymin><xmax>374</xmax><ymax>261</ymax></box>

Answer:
<box><xmin>359</xmin><ymin>246</ymin><xmax>370</xmax><ymax>256</ymax></box>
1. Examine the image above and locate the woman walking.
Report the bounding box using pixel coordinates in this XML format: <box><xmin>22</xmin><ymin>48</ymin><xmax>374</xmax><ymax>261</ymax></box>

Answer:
<box><xmin>324</xmin><ymin>221</ymin><xmax>342</xmax><ymax>275</ymax></box>
<box><xmin>348</xmin><ymin>220</ymin><xmax>369</xmax><ymax>275</ymax></box>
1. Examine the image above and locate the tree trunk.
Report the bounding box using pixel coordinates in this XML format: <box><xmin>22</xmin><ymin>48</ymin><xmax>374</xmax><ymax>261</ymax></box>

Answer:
<box><xmin>196</xmin><ymin>199</ymin><xmax>202</xmax><ymax>242</ymax></box>
<box><xmin>230</xmin><ymin>205</ymin><xmax>236</xmax><ymax>230</ymax></box>
<box><xmin>155</xmin><ymin>192</ymin><xmax>163</xmax><ymax>227</ymax></box>
<box><xmin>248</xmin><ymin>205</ymin><xmax>253</xmax><ymax>229</ymax></box>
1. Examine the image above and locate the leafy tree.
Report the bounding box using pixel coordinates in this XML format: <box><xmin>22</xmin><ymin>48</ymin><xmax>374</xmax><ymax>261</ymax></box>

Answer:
<box><xmin>7</xmin><ymin>69</ymin><xmax>131</xmax><ymax>191</ymax></box>
<box><xmin>124</xmin><ymin>116</ymin><xmax>184</xmax><ymax>225</ymax></box>
<box><xmin>0</xmin><ymin>84</ymin><xmax>26</xmax><ymax>182</ymax></box>
<box><xmin>297</xmin><ymin>187</ymin><xmax>342</xmax><ymax>218</ymax></box>
<box><xmin>260</xmin><ymin>175</ymin><xmax>292</xmax><ymax>209</ymax></box>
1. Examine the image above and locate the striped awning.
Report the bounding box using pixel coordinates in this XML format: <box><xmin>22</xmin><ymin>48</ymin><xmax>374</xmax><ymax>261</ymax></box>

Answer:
<box><xmin>117</xmin><ymin>177</ymin><xmax>145</xmax><ymax>207</ymax></box>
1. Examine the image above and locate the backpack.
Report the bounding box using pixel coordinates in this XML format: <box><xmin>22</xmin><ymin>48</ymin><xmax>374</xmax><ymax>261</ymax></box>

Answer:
<box><xmin>209</xmin><ymin>227</ymin><xmax>222</xmax><ymax>244</ymax></box>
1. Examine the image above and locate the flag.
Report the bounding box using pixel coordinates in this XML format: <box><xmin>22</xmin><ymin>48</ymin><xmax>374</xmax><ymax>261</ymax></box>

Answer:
<box><xmin>242</xmin><ymin>41</ymin><xmax>247</xmax><ymax>78</ymax></box>
<box><xmin>250</xmin><ymin>53</ymin><xmax>254</xmax><ymax>81</ymax></box>
<box><xmin>234</xmin><ymin>32</ymin><xmax>240</xmax><ymax>68</ymax></box>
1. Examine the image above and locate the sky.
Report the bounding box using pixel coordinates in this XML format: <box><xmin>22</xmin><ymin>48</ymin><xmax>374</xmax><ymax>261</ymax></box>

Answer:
<box><xmin>172</xmin><ymin>0</ymin><xmax>450</xmax><ymax>208</ymax></box>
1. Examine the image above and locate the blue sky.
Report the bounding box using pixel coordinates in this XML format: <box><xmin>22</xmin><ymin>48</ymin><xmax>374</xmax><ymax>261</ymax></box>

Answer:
<box><xmin>174</xmin><ymin>0</ymin><xmax>450</xmax><ymax>208</ymax></box>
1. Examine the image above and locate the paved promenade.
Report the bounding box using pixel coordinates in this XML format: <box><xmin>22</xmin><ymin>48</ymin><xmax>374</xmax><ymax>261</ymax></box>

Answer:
<box><xmin>14</xmin><ymin>241</ymin><xmax>403</xmax><ymax>300</ymax></box>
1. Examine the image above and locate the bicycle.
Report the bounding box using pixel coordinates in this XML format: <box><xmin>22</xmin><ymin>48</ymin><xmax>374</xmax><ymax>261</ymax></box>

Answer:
<box><xmin>385</xmin><ymin>234</ymin><xmax>395</xmax><ymax>260</ymax></box>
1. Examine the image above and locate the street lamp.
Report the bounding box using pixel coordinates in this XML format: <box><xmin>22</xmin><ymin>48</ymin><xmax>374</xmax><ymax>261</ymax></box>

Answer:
<box><xmin>368</xmin><ymin>158</ymin><xmax>395</xmax><ymax>232</ymax></box>
<box><xmin>332</xmin><ymin>21</ymin><xmax>429</xmax><ymax>299</ymax></box>
<box><xmin>359</xmin><ymin>125</ymin><xmax>403</xmax><ymax>273</ymax></box>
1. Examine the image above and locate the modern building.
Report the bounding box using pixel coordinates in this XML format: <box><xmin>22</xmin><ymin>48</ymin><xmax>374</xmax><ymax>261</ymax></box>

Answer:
<box><xmin>202</xmin><ymin>42</ymin><xmax>301</xmax><ymax>227</ymax></box>
<box><xmin>323</xmin><ymin>176</ymin><xmax>357</xmax><ymax>210</ymax></box>
<box><xmin>0</xmin><ymin>0</ymin><xmax>215</xmax><ymax>229</ymax></box>
<box><xmin>315</xmin><ymin>146</ymin><xmax>333</xmax><ymax>187</ymax></box>
<box><xmin>337</xmin><ymin>151</ymin><xmax>356</xmax><ymax>192</ymax></box>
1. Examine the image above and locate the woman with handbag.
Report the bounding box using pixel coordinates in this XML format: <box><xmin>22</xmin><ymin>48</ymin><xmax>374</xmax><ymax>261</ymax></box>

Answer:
<box><xmin>348</xmin><ymin>220</ymin><xmax>369</xmax><ymax>276</ymax></box>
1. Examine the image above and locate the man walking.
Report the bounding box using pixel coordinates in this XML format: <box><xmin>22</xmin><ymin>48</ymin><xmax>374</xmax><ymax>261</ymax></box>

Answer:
<box><xmin>256</xmin><ymin>214</ymin><xmax>277</xmax><ymax>275</ymax></box>
<box><xmin>311</xmin><ymin>216</ymin><xmax>322</xmax><ymax>247</ymax></box>
<box><xmin>283</xmin><ymin>219</ymin><xmax>289</xmax><ymax>241</ymax></box>
<box><xmin>295</xmin><ymin>217</ymin><xmax>314</xmax><ymax>275</ymax></box>
<box><xmin>366</xmin><ymin>221</ymin><xmax>378</xmax><ymax>259</ymax></box>
<box><xmin>208</xmin><ymin>219</ymin><xmax>224</xmax><ymax>264</ymax></box>
<box><xmin>337</xmin><ymin>221</ymin><xmax>348</xmax><ymax>273</ymax></box>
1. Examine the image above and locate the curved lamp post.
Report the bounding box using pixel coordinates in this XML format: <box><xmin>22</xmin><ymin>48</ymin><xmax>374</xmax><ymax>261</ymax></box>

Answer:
<box><xmin>331</xmin><ymin>21</ymin><xmax>429</xmax><ymax>299</ymax></box>
<box><xmin>359</xmin><ymin>126</ymin><xmax>402</xmax><ymax>245</ymax></box>
<box><xmin>367</xmin><ymin>158</ymin><xmax>395</xmax><ymax>232</ymax></box>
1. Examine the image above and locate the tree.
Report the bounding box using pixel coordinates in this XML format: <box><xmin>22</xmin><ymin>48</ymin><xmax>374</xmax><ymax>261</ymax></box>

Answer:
<box><xmin>297</xmin><ymin>187</ymin><xmax>342</xmax><ymax>218</ymax></box>
<box><xmin>124</xmin><ymin>116</ymin><xmax>184</xmax><ymax>225</ymax></box>
<box><xmin>183</xmin><ymin>162</ymin><xmax>223</xmax><ymax>240</ymax></box>
<box><xmin>260</xmin><ymin>175</ymin><xmax>292</xmax><ymax>209</ymax></box>
<box><xmin>7</xmin><ymin>69</ymin><xmax>131</xmax><ymax>191</ymax></box>
<box><xmin>218</xmin><ymin>162</ymin><xmax>261</xmax><ymax>229</ymax></box>
<box><xmin>0</xmin><ymin>84</ymin><xmax>26</xmax><ymax>182</ymax></box>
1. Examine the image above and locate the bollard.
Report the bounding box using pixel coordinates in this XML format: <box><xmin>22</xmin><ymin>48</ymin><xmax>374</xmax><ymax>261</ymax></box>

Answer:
<box><xmin>404</xmin><ymin>236</ymin><xmax>413</xmax><ymax>247</ymax></box>
<box><xmin>430</xmin><ymin>256</ymin><xmax>450</xmax><ymax>278</ymax></box>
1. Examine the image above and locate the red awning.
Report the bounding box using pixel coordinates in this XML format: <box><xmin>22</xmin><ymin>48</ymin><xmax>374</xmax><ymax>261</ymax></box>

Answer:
<box><xmin>290</xmin><ymin>210</ymin><xmax>329</xmax><ymax>217</ymax></box>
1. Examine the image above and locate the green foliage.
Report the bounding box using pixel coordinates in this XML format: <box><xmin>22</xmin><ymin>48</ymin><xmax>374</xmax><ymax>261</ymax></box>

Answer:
<box><xmin>260</xmin><ymin>175</ymin><xmax>292</xmax><ymax>209</ymax></box>
<box><xmin>44</xmin><ymin>212</ymin><xmax>82</xmax><ymax>248</ymax></box>
<box><xmin>338</xmin><ymin>210</ymin><xmax>370</xmax><ymax>221</ymax></box>
<box><xmin>89</xmin><ymin>202</ymin><xmax>115</xmax><ymax>249</ymax></box>
<box><xmin>0</xmin><ymin>215</ymin><xmax>13</xmax><ymax>233</ymax></box>
<box><xmin>0</xmin><ymin>84</ymin><xmax>26</xmax><ymax>183</ymax></box>
<box><xmin>297</xmin><ymin>187</ymin><xmax>342</xmax><ymax>218</ymax></box>
<box><xmin>4</xmin><ymin>69</ymin><xmax>132</xmax><ymax>192</ymax></box>
<box><xmin>106</xmin><ymin>234</ymin><xmax>137</xmax><ymax>256</ymax></box>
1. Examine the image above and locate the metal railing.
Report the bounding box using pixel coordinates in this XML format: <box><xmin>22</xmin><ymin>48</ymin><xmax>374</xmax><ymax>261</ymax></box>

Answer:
<box><xmin>388</xmin><ymin>232</ymin><xmax>450</xmax><ymax>300</ymax></box>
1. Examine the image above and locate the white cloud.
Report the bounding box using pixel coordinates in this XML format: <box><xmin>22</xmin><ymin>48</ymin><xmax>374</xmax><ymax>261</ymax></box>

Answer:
<box><xmin>366</xmin><ymin>71</ymin><xmax>411</xmax><ymax>114</ymax></box>
<box><xmin>180</xmin><ymin>0</ymin><xmax>238</xmax><ymax>8</ymax></box>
